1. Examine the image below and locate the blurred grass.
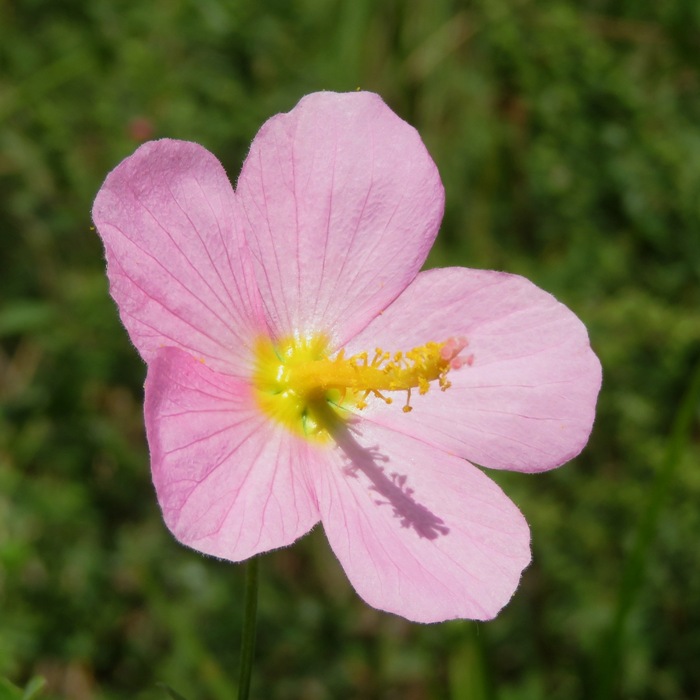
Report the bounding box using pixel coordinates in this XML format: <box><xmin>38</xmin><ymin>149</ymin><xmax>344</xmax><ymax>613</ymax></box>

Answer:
<box><xmin>1</xmin><ymin>0</ymin><xmax>699</xmax><ymax>698</ymax></box>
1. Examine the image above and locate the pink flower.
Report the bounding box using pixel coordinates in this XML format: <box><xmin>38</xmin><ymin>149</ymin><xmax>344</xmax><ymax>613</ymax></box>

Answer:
<box><xmin>92</xmin><ymin>91</ymin><xmax>601</xmax><ymax>623</ymax></box>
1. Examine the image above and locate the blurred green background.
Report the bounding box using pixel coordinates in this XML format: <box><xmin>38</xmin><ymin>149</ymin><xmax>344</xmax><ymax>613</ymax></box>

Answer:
<box><xmin>1</xmin><ymin>0</ymin><xmax>699</xmax><ymax>698</ymax></box>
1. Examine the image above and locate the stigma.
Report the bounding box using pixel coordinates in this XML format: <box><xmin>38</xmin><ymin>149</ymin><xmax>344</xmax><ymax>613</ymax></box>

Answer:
<box><xmin>253</xmin><ymin>335</ymin><xmax>473</xmax><ymax>440</ymax></box>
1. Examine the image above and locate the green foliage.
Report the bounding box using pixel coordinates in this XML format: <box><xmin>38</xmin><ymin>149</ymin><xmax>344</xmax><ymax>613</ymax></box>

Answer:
<box><xmin>0</xmin><ymin>676</ymin><xmax>45</xmax><ymax>700</ymax></box>
<box><xmin>155</xmin><ymin>683</ymin><xmax>189</xmax><ymax>700</ymax></box>
<box><xmin>1</xmin><ymin>0</ymin><xmax>698</xmax><ymax>698</ymax></box>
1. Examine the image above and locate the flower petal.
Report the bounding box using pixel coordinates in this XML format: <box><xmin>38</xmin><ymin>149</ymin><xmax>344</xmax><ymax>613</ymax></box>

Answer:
<box><xmin>93</xmin><ymin>139</ymin><xmax>265</xmax><ymax>376</ymax></box>
<box><xmin>314</xmin><ymin>419</ymin><xmax>530</xmax><ymax>622</ymax></box>
<box><xmin>145</xmin><ymin>347</ymin><xmax>320</xmax><ymax>560</ymax></box>
<box><xmin>237</xmin><ymin>91</ymin><xmax>444</xmax><ymax>345</ymax></box>
<box><xmin>345</xmin><ymin>268</ymin><xmax>602</xmax><ymax>472</ymax></box>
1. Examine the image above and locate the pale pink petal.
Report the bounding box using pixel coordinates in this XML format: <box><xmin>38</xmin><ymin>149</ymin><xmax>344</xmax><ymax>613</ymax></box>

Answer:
<box><xmin>313</xmin><ymin>419</ymin><xmax>530</xmax><ymax>622</ymax></box>
<box><xmin>93</xmin><ymin>140</ymin><xmax>265</xmax><ymax>376</ymax></box>
<box><xmin>145</xmin><ymin>347</ymin><xmax>320</xmax><ymax>560</ymax></box>
<box><xmin>344</xmin><ymin>268</ymin><xmax>602</xmax><ymax>473</ymax></box>
<box><xmin>237</xmin><ymin>91</ymin><xmax>444</xmax><ymax>346</ymax></box>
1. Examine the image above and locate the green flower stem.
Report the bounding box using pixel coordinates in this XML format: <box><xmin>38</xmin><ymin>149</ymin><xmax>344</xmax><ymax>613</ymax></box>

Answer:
<box><xmin>237</xmin><ymin>556</ymin><xmax>259</xmax><ymax>700</ymax></box>
<box><xmin>598</xmin><ymin>358</ymin><xmax>700</xmax><ymax>698</ymax></box>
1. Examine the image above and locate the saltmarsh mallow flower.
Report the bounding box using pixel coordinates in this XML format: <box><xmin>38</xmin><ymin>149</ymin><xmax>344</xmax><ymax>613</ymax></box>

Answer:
<box><xmin>93</xmin><ymin>91</ymin><xmax>601</xmax><ymax>623</ymax></box>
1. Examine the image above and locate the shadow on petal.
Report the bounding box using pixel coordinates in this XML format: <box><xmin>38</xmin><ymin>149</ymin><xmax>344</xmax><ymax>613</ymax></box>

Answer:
<box><xmin>330</xmin><ymin>419</ymin><xmax>450</xmax><ymax>541</ymax></box>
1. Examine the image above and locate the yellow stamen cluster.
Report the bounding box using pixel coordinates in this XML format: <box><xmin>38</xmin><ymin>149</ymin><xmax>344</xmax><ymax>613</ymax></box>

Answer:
<box><xmin>253</xmin><ymin>334</ymin><xmax>470</xmax><ymax>441</ymax></box>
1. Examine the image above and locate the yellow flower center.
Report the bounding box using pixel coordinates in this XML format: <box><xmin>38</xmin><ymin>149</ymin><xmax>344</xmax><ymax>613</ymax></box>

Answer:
<box><xmin>253</xmin><ymin>334</ymin><xmax>471</xmax><ymax>442</ymax></box>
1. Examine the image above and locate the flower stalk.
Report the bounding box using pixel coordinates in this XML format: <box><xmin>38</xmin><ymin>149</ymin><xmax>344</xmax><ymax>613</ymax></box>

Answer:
<box><xmin>237</xmin><ymin>556</ymin><xmax>259</xmax><ymax>700</ymax></box>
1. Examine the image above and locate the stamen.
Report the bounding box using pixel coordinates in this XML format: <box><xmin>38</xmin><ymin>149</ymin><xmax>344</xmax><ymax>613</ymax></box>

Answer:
<box><xmin>253</xmin><ymin>334</ymin><xmax>473</xmax><ymax>440</ymax></box>
<box><xmin>403</xmin><ymin>388</ymin><xmax>413</xmax><ymax>413</ymax></box>
<box><xmin>283</xmin><ymin>335</ymin><xmax>471</xmax><ymax>409</ymax></box>
<box><xmin>373</xmin><ymin>389</ymin><xmax>393</xmax><ymax>405</ymax></box>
